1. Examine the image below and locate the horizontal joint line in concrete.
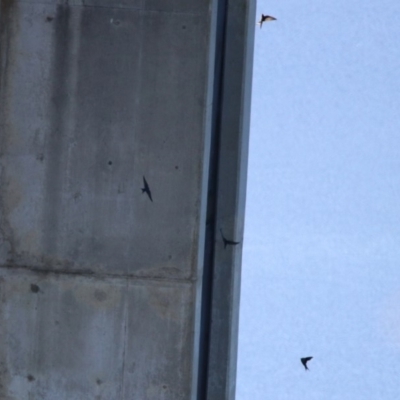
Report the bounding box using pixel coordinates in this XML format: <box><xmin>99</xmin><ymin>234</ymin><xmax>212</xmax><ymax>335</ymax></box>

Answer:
<box><xmin>0</xmin><ymin>264</ymin><xmax>196</xmax><ymax>285</ymax></box>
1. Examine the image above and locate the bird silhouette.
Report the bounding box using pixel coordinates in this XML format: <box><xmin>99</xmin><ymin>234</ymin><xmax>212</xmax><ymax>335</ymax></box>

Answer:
<box><xmin>141</xmin><ymin>176</ymin><xmax>153</xmax><ymax>202</ymax></box>
<box><xmin>220</xmin><ymin>229</ymin><xmax>240</xmax><ymax>249</ymax></box>
<box><xmin>257</xmin><ymin>14</ymin><xmax>277</xmax><ymax>28</ymax></box>
<box><xmin>301</xmin><ymin>357</ymin><xmax>313</xmax><ymax>370</ymax></box>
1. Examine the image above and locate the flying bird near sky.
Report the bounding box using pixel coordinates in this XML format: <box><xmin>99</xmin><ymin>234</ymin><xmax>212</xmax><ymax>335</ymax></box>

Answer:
<box><xmin>141</xmin><ymin>176</ymin><xmax>153</xmax><ymax>202</ymax></box>
<box><xmin>301</xmin><ymin>357</ymin><xmax>313</xmax><ymax>370</ymax></box>
<box><xmin>220</xmin><ymin>229</ymin><xmax>240</xmax><ymax>249</ymax></box>
<box><xmin>257</xmin><ymin>14</ymin><xmax>276</xmax><ymax>28</ymax></box>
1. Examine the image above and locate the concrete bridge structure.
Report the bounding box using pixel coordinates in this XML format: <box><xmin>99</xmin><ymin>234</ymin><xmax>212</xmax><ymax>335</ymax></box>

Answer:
<box><xmin>0</xmin><ymin>0</ymin><xmax>255</xmax><ymax>398</ymax></box>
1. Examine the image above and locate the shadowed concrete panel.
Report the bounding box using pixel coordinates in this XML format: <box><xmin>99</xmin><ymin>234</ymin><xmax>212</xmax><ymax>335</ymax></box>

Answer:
<box><xmin>0</xmin><ymin>2</ymin><xmax>212</xmax><ymax>279</ymax></box>
<box><xmin>0</xmin><ymin>269</ymin><xmax>194</xmax><ymax>399</ymax></box>
<box><xmin>0</xmin><ymin>0</ymin><xmax>215</xmax><ymax>398</ymax></box>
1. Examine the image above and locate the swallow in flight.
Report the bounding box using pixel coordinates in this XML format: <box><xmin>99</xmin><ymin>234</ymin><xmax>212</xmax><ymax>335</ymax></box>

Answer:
<box><xmin>141</xmin><ymin>176</ymin><xmax>153</xmax><ymax>202</ymax></box>
<box><xmin>301</xmin><ymin>357</ymin><xmax>313</xmax><ymax>370</ymax></box>
<box><xmin>257</xmin><ymin>14</ymin><xmax>276</xmax><ymax>28</ymax></box>
<box><xmin>220</xmin><ymin>229</ymin><xmax>240</xmax><ymax>249</ymax></box>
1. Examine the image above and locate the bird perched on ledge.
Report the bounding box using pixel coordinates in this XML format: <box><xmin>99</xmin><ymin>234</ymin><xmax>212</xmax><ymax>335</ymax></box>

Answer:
<box><xmin>257</xmin><ymin>14</ymin><xmax>277</xmax><ymax>28</ymax></box>
<box><xmin>220</xmin><ymin>229</ymin><xmax>241</xmax><ymax>249</ymax></box>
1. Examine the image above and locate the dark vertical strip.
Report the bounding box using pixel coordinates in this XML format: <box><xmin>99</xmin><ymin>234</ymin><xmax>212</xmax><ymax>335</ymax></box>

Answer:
<box><xmin>0</xmin><ymin>0</ymin><xmax>12</xmax><ymax>81</ymax></box>
<box><xmin>0</xmin><ymin>0</ymin><xmax>16</xmax><ymax>261</ymax></box>
<box><xmin>197</xmin><ymin>0</ymin><xmax>229</xmax><ymax>398</ymax></box>
<box><xmin>43</xmin><ymin>5</ymin><xmax>71</xmax><ymax>254</ymax></box>
<box><xmin>0</xmin><ymin>0</ymin><xmax>14</xmax><ymax>143</ymax></box>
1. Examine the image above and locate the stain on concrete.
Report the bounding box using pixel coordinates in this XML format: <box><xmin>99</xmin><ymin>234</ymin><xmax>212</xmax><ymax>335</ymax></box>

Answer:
<box><xmin>0</xmin><ymin>277</ymin><xmax>11</xmax><ymax>398</ymax></box>
<box><xmin>94</xmin><ymin>289</ymin><xmax>107</xmax><ymax>302</ymax></box>
<box><xmin>0</xmin><ymin>0</ymin><xmax>18</xmax><ymax>153</ymax></box>
<box><xmin>36</xmin><ymin>153</ymin><xmax>44</xmax><ymax>162</ymax></box>
<box><xmin>0</xmin><ymin>0</ymin><xmax>20</xmax><ymax>266</ymax></box>
<box><xmin>30</xmin><ymin>283</ymin><xmax>40</xmax><ymax>293</ymax></box>
<box><xmin>74</xmin><ymin>284</ymin><xmax>121</xmax><ymax>310</ymax></box>
<box><xmin>149</xmin><ymin>287</ymin><xmax>185</xmax><ymax>322</ymax></box>
<box><xmin>2</xmin><ymin>177</ymin><xmax>22</xmax><ymax>214</ymax></box>
<box><xmin>110</xmin><ymin>18</ymin><xmax>121</xmax><ymax>26</ymax></box>
<box><xmin>0</xmin><ymin>0</ymin><xmax>15</xmax><ymax>21</ymax></box>
<box><xmin>127</xmin><ymin>361</ymin><xmax>136</xmax><ymax>374</ymax></box>
<box><xmin>0</xmin><ymin>174</ymin><xmax>21</xmax><ymax>261</ymax></box>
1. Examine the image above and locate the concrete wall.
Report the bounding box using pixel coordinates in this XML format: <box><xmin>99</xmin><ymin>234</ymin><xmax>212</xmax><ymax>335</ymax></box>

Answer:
<box><xmin>0</xmin><ymin>0</ymin><xmax>255</xmax><ymax>398</ymax></box>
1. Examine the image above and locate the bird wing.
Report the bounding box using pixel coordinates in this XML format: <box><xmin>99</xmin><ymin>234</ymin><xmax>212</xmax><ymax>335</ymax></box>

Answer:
<box><xmin>301</xmin><ymin>357</ymin><xmax>313</xmax><ymax>365</ymax></box>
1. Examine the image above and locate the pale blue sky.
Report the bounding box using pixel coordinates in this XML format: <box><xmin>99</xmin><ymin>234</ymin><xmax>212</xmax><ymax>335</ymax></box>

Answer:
<box><xmin>237</xmin><ymin>1</ymin><xmax>400</xmax><ymax>398</ymax></box>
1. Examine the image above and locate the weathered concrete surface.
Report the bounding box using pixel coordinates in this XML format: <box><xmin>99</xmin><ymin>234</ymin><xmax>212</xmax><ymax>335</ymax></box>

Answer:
<box><xmin>0</xmin><ymin>0</ymin><xmax>255</xmax><ymax>398</ymax></box>
<box><xmin>0</xmin><ymin>0</ymin><xmax>214</xmax><ymax>398</ymax></box>
<box><xmin>0</xmin><ymin>269</ymin><xmax>194</xmax><ymax>399</ymax></box>
<box><xmin>0</xmin><ymin>0</ymin><xmax>210</xmax><ymax>279</ymax></box>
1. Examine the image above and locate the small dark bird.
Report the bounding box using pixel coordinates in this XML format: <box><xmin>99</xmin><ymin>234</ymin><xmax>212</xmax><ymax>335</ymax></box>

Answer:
<box><xmin>220</xmin><ymin>229</ymin><xmax>240</xmax><ymax>249</ymax></box>
<box><xmin>141</xmin><ymin>176</ymin><xmax>153</xmax><ymax>202</ymax></box>
<box><xmin>301</xmin><ymin>357</ymin><xmax>313</xmax><ymax>370</ymax></box>
<box><xmin>257</xmin><ymin>14</ymin><xmax>277</xmax><ymax>28</ymax></box>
